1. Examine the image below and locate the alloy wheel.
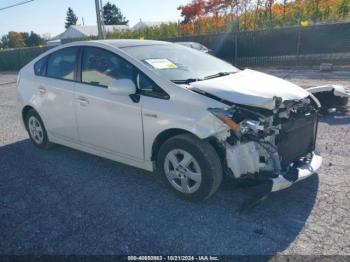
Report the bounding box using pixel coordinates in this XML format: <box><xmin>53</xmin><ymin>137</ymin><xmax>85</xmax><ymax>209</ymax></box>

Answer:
<box><xmin>164</xmin><ymin>149</ymin><xmax>202</xmax><ymax>194</ymax></box>
<box><xmin>28</xmin><ymin>116</ymin><xmax>44</xmax><ymax>144</ymax></box>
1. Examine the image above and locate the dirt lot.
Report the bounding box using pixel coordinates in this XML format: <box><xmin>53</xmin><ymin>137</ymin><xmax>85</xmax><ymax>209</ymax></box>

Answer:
<box><xmin>0</xmin><ymin>69</ymin><xmax>350</xmax><ymax>256</ymax></box>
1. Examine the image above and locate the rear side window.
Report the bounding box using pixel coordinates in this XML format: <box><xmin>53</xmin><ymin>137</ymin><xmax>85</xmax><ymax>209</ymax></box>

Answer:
<box><xmin>47</xmin><ymin>47</ymin><xmax>79</xmax><ymax>81</ymax></box>
<box><xmin>34</xmin><ymin>58</ymin><xmax>47</xmax><ymax>76</ymax></box>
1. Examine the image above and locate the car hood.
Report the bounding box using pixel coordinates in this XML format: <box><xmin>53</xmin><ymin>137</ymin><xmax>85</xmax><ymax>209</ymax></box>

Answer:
<box><xmin>190</xmin><ymin>69</ymin><xmax>310</xmax><ymax>110</ymax></box>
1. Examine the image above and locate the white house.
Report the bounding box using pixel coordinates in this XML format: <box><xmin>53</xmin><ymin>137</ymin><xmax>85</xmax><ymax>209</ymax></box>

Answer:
<box><xmin>53</xmin><ymin>25</ymin><xmax>129</xmax><ymax>40</ymax></box>
<box><xmin>132</xmin><ymin>20</ymin><xmax>164</xmax><ymax>30</ymax></box>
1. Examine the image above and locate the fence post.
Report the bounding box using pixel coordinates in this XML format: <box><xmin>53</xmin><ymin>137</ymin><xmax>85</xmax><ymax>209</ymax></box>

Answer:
<box><xmin>296</xmin><ymin>26</ymin><xmax>302</xmax><ymax>68</ymax></box>
<box><xmin>235</xmin><ymin>31</ymin><xmax>238</xmax><ymax>65</ymax></box>
<box><xmin>231</xmin><ymin>20</ymin><xmax>239</xmax><ymax>65</ymax></box>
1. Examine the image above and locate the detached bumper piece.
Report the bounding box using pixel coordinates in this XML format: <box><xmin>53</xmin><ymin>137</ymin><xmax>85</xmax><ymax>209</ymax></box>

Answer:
<box><xmin>271</xmin><ymin>152</ymin><xmax>322</xmax><ymax>192</ymax></box>
<box><xmin>307</xmin><ymin>85</ymin><xmax>350</xmax><ymax>110</ymax></box>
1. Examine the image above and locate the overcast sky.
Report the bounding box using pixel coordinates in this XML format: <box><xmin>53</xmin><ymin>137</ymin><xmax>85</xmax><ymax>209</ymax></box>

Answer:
<box><xmin>0</xmin><ymin>0</ymin><xmax>190</xmax><ymax>37</ymax></box>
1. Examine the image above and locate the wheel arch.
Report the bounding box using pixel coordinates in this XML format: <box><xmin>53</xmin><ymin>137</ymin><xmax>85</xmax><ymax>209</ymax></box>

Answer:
<box><xmin>21</xmin><ymin>105</ymin><xmax>36</xmax><ymax>128</ymax></box>
<box><xmin>151</xmin><ymin>128</ymin><xmax>195</xmax><ymax>162</ymax></box>
<box><xmin>151</xmin><ymin>128</ymin><xmax>224</xmax><ymax>165</ymax></box>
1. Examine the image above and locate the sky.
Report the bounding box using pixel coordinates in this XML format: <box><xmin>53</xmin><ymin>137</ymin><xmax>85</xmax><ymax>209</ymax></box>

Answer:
<box><xmin>0</xmin><ymin>0</ymin><xmax>191</xmax><ymax>37</ymax></box>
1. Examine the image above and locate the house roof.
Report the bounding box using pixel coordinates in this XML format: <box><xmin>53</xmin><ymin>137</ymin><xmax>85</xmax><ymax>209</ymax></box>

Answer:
<box><xmin>72</xmin><ymin>25</ymin><xmax>129</xmax><ymax>36</ymax></box>
<box><xmin>56</xmin><ymin>25</ymin><xmax>129</xmax><ymax>40</ymax></box>
<box><xmin>132</xmin><ymin>21</ymin><xmax>164</xmax><ymax>30</ymax></box>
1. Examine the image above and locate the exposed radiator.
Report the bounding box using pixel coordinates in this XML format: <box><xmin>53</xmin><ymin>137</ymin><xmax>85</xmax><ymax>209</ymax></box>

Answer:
<box><xmin>276</xmin><ymin>111</ymin><xmax>318</xmax><ymax>168</ymax></box>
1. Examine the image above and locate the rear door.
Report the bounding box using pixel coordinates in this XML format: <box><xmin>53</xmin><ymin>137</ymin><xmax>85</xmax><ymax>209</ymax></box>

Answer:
<box><xmin>36</xmin><ymin>47</ymin><xmax>80</xmax><ymax>142</ymax></box>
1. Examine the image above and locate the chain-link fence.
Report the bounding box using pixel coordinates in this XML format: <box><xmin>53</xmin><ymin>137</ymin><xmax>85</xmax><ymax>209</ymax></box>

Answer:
<box><xmin>167</xmin><ymin>21</ymin><xmax>350</xmax><ymax>67</ymax></box>
<box><xmin>0</xmin><ymin>22</ymin><xmax>349</xmax><ymax>71</ymax></box>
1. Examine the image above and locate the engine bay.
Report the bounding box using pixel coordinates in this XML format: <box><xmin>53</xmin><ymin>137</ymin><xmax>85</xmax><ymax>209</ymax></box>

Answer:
<box><xmin>211</xmin><ymin>96</ymin><xmax>320</xmax><ymax>179</ymax></box>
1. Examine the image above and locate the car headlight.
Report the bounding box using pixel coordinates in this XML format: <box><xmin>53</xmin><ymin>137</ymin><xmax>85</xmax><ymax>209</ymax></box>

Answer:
<box><xmin>208</xmin><ymin>108</ymin><xmax>268</xmax><ymax>136</ymax></box>
<box><xmin>208</xmin><ymin>108</ymin><xmax>241</xmax><ymax>133</ymax></box>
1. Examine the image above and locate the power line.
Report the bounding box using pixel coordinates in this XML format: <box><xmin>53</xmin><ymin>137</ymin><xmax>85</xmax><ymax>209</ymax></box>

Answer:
<box><xmin>0</xmin><ymin>0</ymin><xmax>34</xmax><ymax>11</ymax></box>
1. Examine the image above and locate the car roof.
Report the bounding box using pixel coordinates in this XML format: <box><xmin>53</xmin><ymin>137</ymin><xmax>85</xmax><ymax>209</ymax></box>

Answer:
<box><xmin>90</xmin><ymin>39</ymin><xmax>171</xmax><ymax>48</ymax></box>
<box><xmin>176</xmin><ymin>42</ymin><xmax>199</xmax><ymax>45</ymax></box>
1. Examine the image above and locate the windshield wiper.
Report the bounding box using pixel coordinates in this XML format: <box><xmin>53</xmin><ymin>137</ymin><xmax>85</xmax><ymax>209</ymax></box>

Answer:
<box><xmin>171</xmin><ymin>78</ymin><xmax>203</xmax><ymax>84</ymax></box>
<box><xmin>172</xmin><ymin>71</ymin><xmax>236</xmax><ymax>84</ymax></box>
<box><xmin>203</xmin><ymin>71</ymin><xmax>235</xmax><ymax>80</ymax></box>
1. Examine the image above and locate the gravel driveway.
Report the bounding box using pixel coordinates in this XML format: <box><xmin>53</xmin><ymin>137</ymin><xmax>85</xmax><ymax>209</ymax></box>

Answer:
<box><xmin>0</xmin><ymin>70</ymin><xmax>350</xmax><ymax>256</ymax></box>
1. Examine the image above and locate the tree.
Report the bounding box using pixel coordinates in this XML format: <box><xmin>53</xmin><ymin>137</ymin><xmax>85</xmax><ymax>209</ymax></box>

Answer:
<box><xmin>65</xmin><ymin>7</ymin><xmax>78</xmax><ymax>29</ymax></box>
<box><xmin>0</xmin><ymin>35</ymin><xmax>10</xmax><ymax>49</ymax></box>
<box><xmin>21</xmin><ymin>31</ymin><xmax>45</xmax><ymax>46</ymax></box>
<box><xmin>103</xmin><ymin>2</ymin><xmax>129</xmax><ymax>25</ymax></box>
<box><xmin>20</xmin><ymin>32</ymin><xmax>30</xmax><ymax>45</ymax></box>
<box><xmin>8</xmin><ymin>32</ymin><xmax>25</xmax><ymax>48</ymax></box>
<box><xmin>178</xmin><ymin>0</ymin><xmax>205</xmax><ymax>23</ymax></box>
<box><xmin>337</xmin><ymin>0</ymin><xmax>350</xmax><ymax>18</ymax></box>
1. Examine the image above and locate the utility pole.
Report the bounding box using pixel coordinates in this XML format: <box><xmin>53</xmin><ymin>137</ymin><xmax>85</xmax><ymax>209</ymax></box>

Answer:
<box><xmin>95</xmin><ymin>0</ymin><xmax>104</xmax><ymax>39</ymax></box>
<box><xmin>100</xmin><ymin>0</ymin><xmax>106</xmax><ymax>39</ymax></box>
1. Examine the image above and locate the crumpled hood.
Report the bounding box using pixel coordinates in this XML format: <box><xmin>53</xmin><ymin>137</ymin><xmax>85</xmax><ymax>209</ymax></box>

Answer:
<box><xmin>190</xmin><ymin>69</ymin><xmax>310</xmax><ymax>110</ymax></box>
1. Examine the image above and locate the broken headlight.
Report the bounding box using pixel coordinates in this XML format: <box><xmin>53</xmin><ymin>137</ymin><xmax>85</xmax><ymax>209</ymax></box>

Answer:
<box><xmin>208</xmin><ymin>108</ymin><xmax>241</xmax><ymax>133</ymax></box>
<box><xmin>240</xmin><ymin>120</ymin><xmax>265</xmax><ymax>134</ymax></box>
<box><xmin>208</xmin><ymin>108</ymin><xmax>274</xmax><ymax>138</ymax></box>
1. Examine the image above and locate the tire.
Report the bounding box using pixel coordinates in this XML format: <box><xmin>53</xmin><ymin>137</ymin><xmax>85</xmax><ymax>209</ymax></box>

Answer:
<box><xmin>25</xmin><ymin>109</ymin><xmax>52</xmax><ymax>149</ymax></box>
<box><xmin>157</xmin><ymin>133</ymin><xmax>223</xmax><ymax>201</ymax></box>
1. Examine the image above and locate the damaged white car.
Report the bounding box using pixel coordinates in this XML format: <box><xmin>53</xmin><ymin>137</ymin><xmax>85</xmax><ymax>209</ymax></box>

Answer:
<box><xmin>17</xmin><ymin>40</ymin><xmax>322</xmax><ymax>201</ymax></box>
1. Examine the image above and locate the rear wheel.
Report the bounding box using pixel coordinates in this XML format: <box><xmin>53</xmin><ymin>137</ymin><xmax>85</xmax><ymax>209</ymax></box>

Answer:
<box><xmin>25</xmin><ymin>109</ymin><xmax>52</xmax><ymax>149</ymax></box>
<box><xmin>157</xmin><ymin>134</ymin><xmax>223</xmax><ymax>201</ymax></box>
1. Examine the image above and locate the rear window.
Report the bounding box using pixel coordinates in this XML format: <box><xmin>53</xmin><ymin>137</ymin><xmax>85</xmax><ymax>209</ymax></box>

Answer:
<box><xmin>34</xmin><ymin>58</ymin><xmax>47</xmax><ymax>76</ymax></box>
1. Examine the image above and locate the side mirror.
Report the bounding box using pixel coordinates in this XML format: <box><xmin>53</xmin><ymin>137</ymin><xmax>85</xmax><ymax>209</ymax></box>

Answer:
<box><xmin>108</xmin><ymin>79</ymin><xmax>136</xmax><ymax>96</ymax></box>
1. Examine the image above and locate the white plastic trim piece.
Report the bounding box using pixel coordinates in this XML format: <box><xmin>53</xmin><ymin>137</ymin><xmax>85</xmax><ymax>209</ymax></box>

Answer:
<box><xmin>271</xmin><ymin>152</ymin><xmax>323</xmax><ymax>192</ymax></box>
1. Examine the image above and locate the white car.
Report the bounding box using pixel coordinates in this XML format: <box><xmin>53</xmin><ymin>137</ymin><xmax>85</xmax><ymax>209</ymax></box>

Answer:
<box><xmin>17</xmin><ymin>40</ymin><xmax>322</xmax><ymax>201</ymax></box>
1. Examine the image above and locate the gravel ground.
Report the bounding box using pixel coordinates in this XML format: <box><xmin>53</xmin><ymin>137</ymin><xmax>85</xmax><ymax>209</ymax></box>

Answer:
<box><xmin>0</xmin><ymin>70</ymin><xmax>350</xmax><ymax>256</ymax></box>
<box><xmin>260</xmin><ymin>68</ymin><xmax>350</xmax><ymax>88</ymax></box>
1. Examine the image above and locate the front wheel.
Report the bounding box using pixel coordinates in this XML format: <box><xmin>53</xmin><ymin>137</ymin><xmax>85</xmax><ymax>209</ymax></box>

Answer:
<box><xmin>157</xmin><ymin>134</ymin><xmax>223</xmax><ymax>201</ymax></box>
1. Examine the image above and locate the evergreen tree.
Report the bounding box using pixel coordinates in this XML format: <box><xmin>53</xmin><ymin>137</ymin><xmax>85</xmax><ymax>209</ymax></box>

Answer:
<box><xmin>103</xmin><ymin>2</ymin><xmax>129</xmax><ymax>25</ymax></box>
<box><xmin>65</xmin><ymin>7</ymin><xmax>78</xmax><ymax>29</ymax></box>
<box><xmin>0</xmin><ymin>35</ymin><xmax>9</xmax><ymax>49</ymax></box>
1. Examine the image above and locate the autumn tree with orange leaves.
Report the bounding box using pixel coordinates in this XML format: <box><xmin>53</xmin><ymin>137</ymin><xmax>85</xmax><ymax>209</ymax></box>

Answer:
<box><xmin>105</xmin><ymin>0</ymin><xmax>349</xmax><ymax>40</ymax></box>
<box><xmin>178</xmin><ymin>0</ymin><xmax>350</xmax><ymax>34</ymax></box>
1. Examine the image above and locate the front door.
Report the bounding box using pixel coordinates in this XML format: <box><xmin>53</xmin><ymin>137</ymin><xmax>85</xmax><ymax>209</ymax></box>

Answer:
<box><xmin>75</xmin><ymin>46</ymin><xmax>144</xmax><ymax>161</ymax></box>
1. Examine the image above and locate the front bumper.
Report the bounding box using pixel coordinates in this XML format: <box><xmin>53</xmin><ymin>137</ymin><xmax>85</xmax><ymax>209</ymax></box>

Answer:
<box><xmin>271</xmin><ymin>152</ymin><xmax>322</xmax><ymax>192</ymax></box>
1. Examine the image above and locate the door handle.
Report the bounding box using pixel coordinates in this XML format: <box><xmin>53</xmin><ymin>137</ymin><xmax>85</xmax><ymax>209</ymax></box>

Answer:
<box><xmin>38</xmin><ymin>86</ymin><xmax>46</xmax><ymax>94</ymax></box>
<box><xmin>77</xmin><ymin>97</ymin><xmax>89</xmax><ymax>106</ymax></box>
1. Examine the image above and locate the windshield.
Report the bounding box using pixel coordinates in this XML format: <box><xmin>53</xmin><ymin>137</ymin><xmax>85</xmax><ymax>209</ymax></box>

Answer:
<box><xmin>121</xmin><ymin>44</ymin><xmax>238</xmax><ymax>83</ymax></box>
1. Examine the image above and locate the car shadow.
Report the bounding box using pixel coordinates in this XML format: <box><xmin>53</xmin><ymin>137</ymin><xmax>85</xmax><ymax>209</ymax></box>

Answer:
<box><xmin>319</xmin><ymin>110</ymin><xmax>350</xmax><ymax>126</ymax></box>
<box><xmin>0</xmin><ymin>139</ymin><xmax>318</xmax><ymax>255</ymax></box>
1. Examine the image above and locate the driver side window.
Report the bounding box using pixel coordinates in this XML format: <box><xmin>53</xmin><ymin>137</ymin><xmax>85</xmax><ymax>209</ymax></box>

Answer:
<box><xmin>81</xmin><ymin>47</ymin><xmax>134</xmax><ymax>87</ymax></box>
